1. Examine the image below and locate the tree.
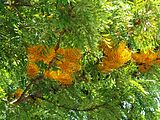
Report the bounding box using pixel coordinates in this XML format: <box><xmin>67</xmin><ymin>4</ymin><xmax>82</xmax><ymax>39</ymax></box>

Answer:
<box><xmin>0</xmin><ymin>0</ymin><xmax>160</xmax><ymax>119</ymax></box>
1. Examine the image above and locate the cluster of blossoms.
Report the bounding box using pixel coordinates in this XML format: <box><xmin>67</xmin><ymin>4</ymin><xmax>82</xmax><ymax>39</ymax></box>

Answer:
<box><xmin>44</xmin><ymin>48</ymin><xmax>81</xmax><ymax>85</ymax></box>
<box><xmin>26</xmin><ymin>42</ymin><xmax>159</xmax><ymax>83</ymax></box>
<box><xmin>132</xmin><ymin>50</ymin><xmax>160</xmax><ymax>73</ymax></box>
<box><xmin>14</xmin><ymin>43</ymin><xmax>159</xmax><ymax>100</ymax></box>
<box><xmin>98</xmin><ymin>40</ymin><xmax>131</xmax><ymax>73</ymax></box>
<box><xmin>26</xmin><ymin>45</ymin><xmax>81</xmax><ymax>85</ymax></box>
<box><xmin>99</xmin><ymin>38</ymin><xmax>160</xmax><ymax>73</ymax></box>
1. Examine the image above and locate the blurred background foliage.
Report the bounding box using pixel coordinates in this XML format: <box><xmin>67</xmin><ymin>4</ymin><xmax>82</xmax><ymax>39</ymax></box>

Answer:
<box><xmin>0</xmin><ymin>0</ymin><xmax>160</xmax><ymax>119</ymax></box>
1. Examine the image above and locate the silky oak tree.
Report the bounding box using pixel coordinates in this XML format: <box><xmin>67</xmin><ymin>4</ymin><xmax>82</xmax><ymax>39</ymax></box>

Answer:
<box><xmin>0</xmin><ymin>0</ymin><xmax>160</xmax><ymax>119</ymax></box>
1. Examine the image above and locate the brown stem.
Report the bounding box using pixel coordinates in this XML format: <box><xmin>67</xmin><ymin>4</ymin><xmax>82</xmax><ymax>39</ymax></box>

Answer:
<box><xmin>14</xmin><ymin>75</ymin><xmax>44</xmax><ymax>104</ymax></box>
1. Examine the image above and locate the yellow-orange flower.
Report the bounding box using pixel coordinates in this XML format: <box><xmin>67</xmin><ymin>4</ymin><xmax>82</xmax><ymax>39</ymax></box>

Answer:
<box><xmin>44</xmin><ymin>70</ymin><xmax>51</xmax><ymax>79</ymax></box>
<box><xmin>44</xmin><ymin>70</ymin><xmax>73</xmax><ymax>85</ymax></box>
<box><xmin>117</xmin><ymin>41</ymin><xmax>131</xmax><ymax>64</ymax></box>
<box><xmin>132</xmin><ymin>51</ymin><xmax>157</xmax><ymax>64</ymax></box>
<box><xmin>44</xmin><ymin>70</ymin><xmax>61</xmax><ymax>80</ymax></box>
<box><xmin>57</xmin><ymin>48</ymin><xmax>81</xmax><ymax>62</ymax></box>
<box><xmin>27</xmin><ymin>45</ymin><xmax>56</xmax><ymax>64</ymax></box>
<box><xmin>55</xmin><ymin>72</ymin><xmax>73</xmax><ymax>85</ymax></box>
<box><xmin>132</xmin><ymin>50</ymin><xmax>158</xmax><ymax>72</ymax></box>
<box><xmin>27</xmin><ymin>63</ymin><xmax>39</xmax><ymax>78</ymax></box>
<box><xmin>99</xmin><ymin>57</ymin><xmax>120</xmax><ymax>71</ymax></box>
<box><xmin>57</xmin><ymin>48</ymin><xmax>65</xmax><ymax>55</ymax></box>
<box><xmin>57</xmin><ymin>60</ymin><xmax>81</xmax><ymax>74</ymax></box>
<box><xmin>42</xmin><ymin>47</ymin><xmax>56</xmax><ymax>64</ymax></box>
<box><xmin>14</xmin><ymin>88</ymin><xmax>23</xmax><ymax>98</ymax></box>
<box><xmin>27</xmin><ymin>45</ymin><xmax>45</xmax><ymax>62</ymax></box>
<box><xmin>56</xmin><ymin>48</ymin><xmax>81</xmax><ymax>75</ymax></box>
<box><xmin>27</xmin><ymin>46</ymin><xmax>82</xmax><ymax>84</ymax></box>
<box><xmin>99</xmin><ymin>41</ymin><xmax>131</xmax><ymax>73</ymax></box>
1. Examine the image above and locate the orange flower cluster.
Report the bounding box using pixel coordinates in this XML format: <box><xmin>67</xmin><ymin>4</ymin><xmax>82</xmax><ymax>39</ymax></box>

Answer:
<box><xmin>57</xmin><ymin>48</ymin><xmax>82</xmax><ymax>62</ymax></box>
<box><xmin>27</xmin><ymin>63</ymin><xmax>39</xmax><ymax>78</ymax></box>
<box><xmin>56</xmin><ymin>60</ymin><xmax>81</xmax><ymax>74</ymax></box>
<box><xmin>44</xmin><ymin>70</ymin><xmax>73</xmax><ymax>85</ymax></box>
<box><xmin>44</xmin><ymin>48</ymin><xmax>82</xmax><ymax>85</ymax></box>
<box><xmin>27</xmin><ymin>45</ymin><xmax>56</xmax><ymax>64</ymax></box>
<box><xmin>99</xmin><ymin>40</ymin><xmax>131</xmax><ymax>73</ymax></box>
<box><xmin>57</xmin><ymin>48</ymin><xmax>81</xmax><ymax>73</ymax></box>
<box><xmin>14</xmin><ymin>88</ymin><xmax>23</xmax><ymax>98</ymax></box>
<box><xmin>132</xmin><ymin>50</ymin><xmax>159</xmax><ymax>72</ymax></box>
<box><xmin>27</xmin><ymin>45</ymin><xmax>81</xmax><ymax>84</ymax></box>
<box><xmin>26</xmin><ymin>45</ymin><xmax>56</xmax><ymax>78</ymax></box>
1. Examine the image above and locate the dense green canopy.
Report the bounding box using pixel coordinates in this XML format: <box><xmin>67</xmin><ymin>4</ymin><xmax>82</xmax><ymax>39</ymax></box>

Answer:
<box><xmin>0</xmin><ymin>0</ymin><xmax>160</xmax><ymax>119</ymax></box>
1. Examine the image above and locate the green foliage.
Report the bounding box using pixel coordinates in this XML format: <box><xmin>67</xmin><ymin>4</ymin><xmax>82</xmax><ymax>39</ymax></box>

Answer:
<box><xmin>0</xmin><ymin>0</ymin><xmax>160</xmax><ymax>119</ymax></box>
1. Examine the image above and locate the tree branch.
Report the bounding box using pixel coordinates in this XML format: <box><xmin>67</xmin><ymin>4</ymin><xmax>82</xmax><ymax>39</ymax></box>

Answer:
<box><xmin>13</xmin><ymin>75</ymin><xmax>44</xmax><ymax>104</ymax></box>
<box><xmin>32</xmin><ymin>95</ymin><xmax>108</xmax><ymax>112</ymax></box>
<box><xmin>12</xmin><ymin>31</ymin><xmax>64</xmax><ymax>105</ymax></box>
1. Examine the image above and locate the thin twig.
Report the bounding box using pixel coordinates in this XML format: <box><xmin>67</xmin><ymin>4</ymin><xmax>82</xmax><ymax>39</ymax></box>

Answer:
<box><xmin>13</xmin><ymin>75</ymin><xmax>44</xmax><ymax>104</ymax></box>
